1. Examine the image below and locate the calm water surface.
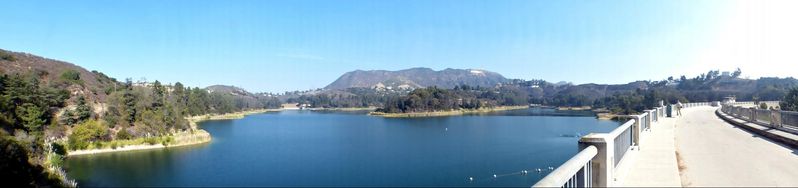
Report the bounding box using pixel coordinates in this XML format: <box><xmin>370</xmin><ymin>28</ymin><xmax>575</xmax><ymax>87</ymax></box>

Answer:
<box><xmin>65</xmin><ymin>109</ymin><xmax>619</xmax><ymax>187</ymax></box>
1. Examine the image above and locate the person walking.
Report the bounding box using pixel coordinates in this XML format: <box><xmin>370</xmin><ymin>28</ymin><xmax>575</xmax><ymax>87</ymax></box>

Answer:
<box><xmin>676</xmin><ymin>101</ymin><xmax>683</xmax><ymax>116</ymax></box>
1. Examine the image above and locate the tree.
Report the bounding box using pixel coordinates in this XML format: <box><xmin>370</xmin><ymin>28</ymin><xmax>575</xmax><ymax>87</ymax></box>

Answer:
<box><xmin>151</xmin><ymin>80</ymin><xmax>165</xmax><ymax>108</ymax></box>
<box><xmin>781</xmin><ymin>87</ymin><xmax>798</xmax><ymax>111</ymax></box>
<box><xmin>732</xmin><ymin>68</ymin><xmax>742</xmax><ymax>78</ymax></box>
<box><xmin>74</xmin><ymin>95</ymin><xmax>92</xmax><ymax>122</ymax></box>
<box><xmin>16</xmin><ymin>103</ymin><xmax>45</xmax><ymax>133</ymax></box>
<box><xmin>122</xmin><ymin>78</ymin><xmax>137</xmax><ymax>125</ymax></box>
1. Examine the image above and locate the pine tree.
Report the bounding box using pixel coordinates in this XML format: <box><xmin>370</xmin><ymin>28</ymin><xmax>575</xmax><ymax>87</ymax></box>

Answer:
<box><xmin>74</xmin><ymin>96</ymin><xmax>92</xmax><ymax>122</ymax></box>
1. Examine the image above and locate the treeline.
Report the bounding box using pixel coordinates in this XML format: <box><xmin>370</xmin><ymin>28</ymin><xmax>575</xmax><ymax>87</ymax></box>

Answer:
<box><xmin>286</xmin><ymin>88</ymin><xmax>389</xmax><ymax>108</ymax></box>
<box><xmin>781</xmin><ymin>88</ymin><xmax>798</xmax><ymax>111</ymax></box>
<box><xmin>374</xmin><ymin>70</ymin><xmax>798</xmax><ymax>114</ymax></box>
<box><xmin>376</xmin><ymin>85</ymin><xmax>529</xmax><ymax>113</ymax></box>
<box><xmin>91</xmin><ymin>79</ymin><xmax>282</xmax><ymax>143</ymax></box>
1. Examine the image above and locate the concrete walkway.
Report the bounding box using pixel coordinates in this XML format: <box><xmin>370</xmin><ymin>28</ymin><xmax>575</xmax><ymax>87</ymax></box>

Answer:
<box><xmin>674</xmin><ymin>106</ymin><xmax>798</xmax><ymax>187</ymax></box>
<box><xmin>620</xmin><ymin>114</ymin><xmax>682</xmax><ymax>187</ymax></box>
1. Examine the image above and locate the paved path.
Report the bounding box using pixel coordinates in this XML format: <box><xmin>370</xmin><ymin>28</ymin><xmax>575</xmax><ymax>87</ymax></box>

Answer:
<box><xmin>620</xmin><ymin>114</ymin><xmax>682</xmax><ymax>187</ymax></box>
<box><xmin>674</xmin><ymin>106</ymin><xmax>798</xmax><ymax>187</ymax></box>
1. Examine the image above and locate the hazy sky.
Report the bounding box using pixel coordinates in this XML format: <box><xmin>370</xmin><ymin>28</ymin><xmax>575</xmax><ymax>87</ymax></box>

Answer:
<box><xmin>0</xmin><ymin>0</ymin><xmax>795</xmax><ymax>93</ymax></box>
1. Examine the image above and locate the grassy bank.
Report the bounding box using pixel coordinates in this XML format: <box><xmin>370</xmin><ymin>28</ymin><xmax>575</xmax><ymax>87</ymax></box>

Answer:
<box><xmin>369</xmin><ymin>105</ymin><xmax>529</xmax><ymax>118</ymax></box>
<box><xmin>66</xmin><ymin>129</ymin><xmax>211</xmax><ymax>156</ymax></box>
<box><xmin>65</xmin><ymin>108</ymin><xmax>282</xmax><ymax>156</ymax></box>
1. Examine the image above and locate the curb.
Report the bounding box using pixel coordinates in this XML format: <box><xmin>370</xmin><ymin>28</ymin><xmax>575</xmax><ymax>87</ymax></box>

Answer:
<box><xmin>715</xmin><ymin>109</ymin><xmax>798</xmax><ymax>149</ymax></box>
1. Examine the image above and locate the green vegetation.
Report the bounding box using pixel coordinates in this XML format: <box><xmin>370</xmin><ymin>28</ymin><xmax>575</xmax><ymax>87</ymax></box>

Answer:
<box><xmin>67</xmin><ymin>120</ymin><xmax>108</xmax><ymax>150</ymax></box>
<box><xmin>0</xmin><ymin>53</ymin><xmax>278</xmax><ymax>185</ymax></box>
<box><xmin>58</xmin><ymin>70</ymin><xmax>81</xmax><ymax>84</ymax></box>
<box><xmin>781</xmin><ymin>87</ymin><xmax>798</xmax><ymax>111</ymax></box>
<box><xmin>372</xmin><ymin>105</ymin><xmax>528</xmax><ymax>117</ymax></box>
<box><xmin>0</xmin><ymin>51</ymin><xmax>16</xmax><ymax>61</ymax></box>
<box><xmin>1</xmin><ymin>73</ymin><xmax>68</xmax><ymax>150</ymax></box>
<box><xmin>0</xmin><ymin>135</ymin><xmax>65</xmax><ymax>187</ymax></box>
<box><xmin>287</xmin><ymin>88</ymin><xmax>389</xmax><ymax>108</ymax></box>
<box><xmin>759</xmin><ymin>102</ymin><xmax>769</xmax><ymax>110</ymax></box>
<box><xmin>377</xmin><ymin>69</ymin><xmax>797</xmax><ymax>115</ymax></box>
<box><xmin>376</xmin><ymin>85</ymin><xmax>526</xmax><ymax>113</ymax></box>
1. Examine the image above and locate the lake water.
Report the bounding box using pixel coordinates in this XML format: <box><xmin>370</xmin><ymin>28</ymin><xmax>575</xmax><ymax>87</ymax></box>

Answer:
<box><xmin>64</xmin><ymin>108</ymin><xmax>619</xmax><ymax>187</ymax></box>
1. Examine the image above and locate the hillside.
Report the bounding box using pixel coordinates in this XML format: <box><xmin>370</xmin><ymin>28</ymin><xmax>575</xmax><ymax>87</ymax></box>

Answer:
<box><xmin>324</xmin><ymin>67</ymin><xmax>508</xmax><ymax>90</ymax></box>
<box><xmin>205</xmin><ymin>85</ymin><xmax>282</xmax><ymax>109</ymax></box>
<box><xmin>0</xmin><ymin>49</ymin><xmax>116</xmax><ymax>103</ymax></box>
<box><xmin>0</xmin><ymin>49</ymin><xmax>290</xmax><ymax>186</ymax></box>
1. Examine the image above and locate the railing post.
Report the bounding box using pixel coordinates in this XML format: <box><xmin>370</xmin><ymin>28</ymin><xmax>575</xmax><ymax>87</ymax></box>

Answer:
<box><xmin>649</xmin><ymin>110</ymin><xmax>656</xmax><ymax>123</ymax></box>
<box><xmin>750</xmin><ymin>108</ymin><xmax>757</xmax><ymax>122</ymax></box>
<box><xmin>631</xmin><ymin>115</ymin><xmax>642</xmax><ymax>145</ymax></box>
<box><xmin>579</xmin><ymin>134</ymin><xmax>614</xmax><ymax>187</ymax></box>
<box><xmin>772</xmin><ymin>110</ymin><xmax>781</xmax><ymax>128</ymax></box>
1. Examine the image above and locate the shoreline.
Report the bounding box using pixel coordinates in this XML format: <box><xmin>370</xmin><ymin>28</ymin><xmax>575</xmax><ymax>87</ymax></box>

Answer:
<box><xmin>308</xmin><ymin>107</ymin><xmax>377</xmax><ymax>111</ymax></box>
<box><xmin>67</xmin><ymin>108</ymin><xmax>281</xmax><ymax>156</ymax></box>
<box><xmin>187</xmin><ymin>108</ymin><xmax>283</xmax><ymax>125</ymax></box>
<box><xmin>369</xmin><ymin>105</ymin><xmax>529</xmax><ymax>118</ymax></box>
<box><xmin>67</xmin><ymin>129</ymin><xmax>211</xmax><ymax>156</ymax></box>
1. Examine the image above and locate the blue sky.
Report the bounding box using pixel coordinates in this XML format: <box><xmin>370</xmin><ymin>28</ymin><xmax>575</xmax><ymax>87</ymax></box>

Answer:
<box><xmin>1</xmin><ymin>0</ymin><xmax>795</xmax><ymax>93</ymax></box>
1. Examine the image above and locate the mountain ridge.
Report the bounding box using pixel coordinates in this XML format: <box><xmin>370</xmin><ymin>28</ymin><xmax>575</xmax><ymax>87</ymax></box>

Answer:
<box><xmin>324</xmin><ymin>67</ymin><xmax>508</xmax><ymax>90</ymax></box>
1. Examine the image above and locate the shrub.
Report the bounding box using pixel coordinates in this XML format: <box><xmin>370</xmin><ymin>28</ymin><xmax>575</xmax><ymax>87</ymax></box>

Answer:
<box><xmin>759</xmin><ymin>103</ymin><xmax>768</xmax><ymax>110</ymax></box>
<box><xmin>115</xmin><ymin>128</ymin><xmax>132</xmax><ymax>140</ymax></box>
<box><xmin>161</xmin><ymin>136</ymin><xmax>174</xmax><ymax>146</ymax></box>
<box><xmin>144</xmin><ymin>137</ymin><xmax>158</xmax><ymax>145</ymax></box>
<box><xmin>0</xmin><ymin>51</ymin><xmax>15</xmax><ymax>61</ymax></box>
<box><xmin>58</xmin><ymin>69</ymin><xmax>83</xmax><ymax>85</ymax></box>
<box><xmin>46</xmin><ymin>153</ymin><xmax>63</xmax><ymax>167</ymax></box>
<box><xmin>67</xmin><ymin>120</ymin><xmax>108</xmax><ymax>150</ymax></box>
<box><xmin>50</xmin><ymin>142</ymin><xmax>67</xmax><ymax>156</ymax></box>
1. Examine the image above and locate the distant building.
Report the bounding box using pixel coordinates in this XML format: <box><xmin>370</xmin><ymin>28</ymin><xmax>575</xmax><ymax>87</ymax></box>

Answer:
<box><xmin>723</xmin><ymin>96</ymin><xmax>736</xmax><ymax>103</ymax></box>
<box><xmin>281</xmin><ymin>103</ymin><xmax>300</xmax><ymax>109</ymax></box>
<box><xmin>721</xmin><ymin>71</ymin><xmax>731</xmax><ymax>77</ymax></box>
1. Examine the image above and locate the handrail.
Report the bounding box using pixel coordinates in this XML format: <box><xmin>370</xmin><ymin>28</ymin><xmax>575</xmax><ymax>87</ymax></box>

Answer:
<box><xmin>532</xmin><ymin>145</ymin><xmax>598</xmax><ymax>187</ymax></box>
<box><xmin>534</xmin><ymin>101</ymin><xmax>768</xmax><ymax>187</ymax></box>
<box><xmin>721</xmin><ymin>103</ymin><xmax>798</xmax><ymax>135</ymax></box>
<box><xmin>608</xmin><ymin>120</ymin><xmax>635</xmax><ymax>139</ymax></box>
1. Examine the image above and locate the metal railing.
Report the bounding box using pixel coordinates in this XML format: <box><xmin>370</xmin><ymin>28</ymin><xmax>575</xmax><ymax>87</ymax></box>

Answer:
<box><xmin>612</xmin><ymin>120</ymin><xmax>635</xmax><ymax>167</ymax></box>
<box><xmin>533</xmin><ymin>145</ymin><xmax>597</xmax><ymax>187</ymax></box>
<box><xmin>755</xmin><ymin>109</ymin><xmax>772</xmax><ymax>124</ymax></box>
<box><xmin>782</xmin><ymin>111</ymin><xmax>798</xmax><ymax>129</ymax></box>
<box><xmin>534</xmin><ymin>105</ymin><xmax>665</xmax><ymax>187</ymax></box>
<box><xmin>721</xmin><ymin>102</ymin><xmax>798</xmax><ymax>134</ymax></box>
<box><xmin>534</xmin><ymin>101</ymin><xmax>776</xmax><ymax>187</ymax></box>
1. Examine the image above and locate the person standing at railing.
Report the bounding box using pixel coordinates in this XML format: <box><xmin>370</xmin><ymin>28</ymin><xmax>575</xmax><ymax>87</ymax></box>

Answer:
<box><xmin>676</xmin><ymin>101</ymin><xmax>683</xmax><ymax>116</ymax></box>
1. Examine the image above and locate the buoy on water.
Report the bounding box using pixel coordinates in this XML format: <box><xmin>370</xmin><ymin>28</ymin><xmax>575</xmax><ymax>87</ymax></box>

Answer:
<box><xmin>548</xmin><ymin>166</ymin><xmax>554</xmax><ymax>170</ymax></box>
<box><xmin>468</xmin><ymin>177</ymin><xmax>474</xmax><ymax>182</ymax></box>
<box><xmin>521</xmin><ymin>170</ymin><xmax>528</xmax><ymax>175</ymax></box>
<box><xmin>536</xmin><ymin>168</ymin><xmax>543</xmax><ymax>173</ymax></box>
<box><xmin>493</xmin><ymin>174</ymin><xmax>497</xmax><ymax>179</ymax></box>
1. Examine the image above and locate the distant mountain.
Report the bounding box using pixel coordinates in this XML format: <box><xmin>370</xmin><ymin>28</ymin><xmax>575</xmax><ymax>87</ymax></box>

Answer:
<box><xmin>325</xmin><ymin>68</ymin><xmax>508</xmax><ymax>90</ymax></box>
